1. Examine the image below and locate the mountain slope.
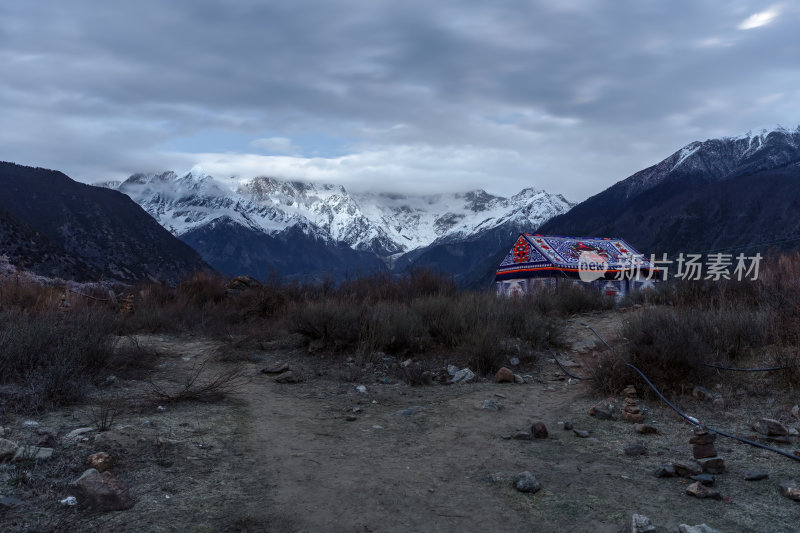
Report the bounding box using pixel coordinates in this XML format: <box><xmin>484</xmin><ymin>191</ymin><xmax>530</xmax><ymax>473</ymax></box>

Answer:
<box><xmin>113</xmin><ymin>170</ymin><xmax>573</xmax><ymax>283</ymax></box>
<box><xmin>0</xmin><ymin>162</ymin><xmax>211</xmax><ymax>283</ymax></box>
<box><xmin>538</xmin><ymin>127</ymin><xmax>800</xmax><ymax>254</ymax></box>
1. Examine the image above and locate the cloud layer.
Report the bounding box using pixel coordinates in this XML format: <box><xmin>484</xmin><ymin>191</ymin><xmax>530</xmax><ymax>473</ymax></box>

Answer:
<box><xmin>1</xmin><ymin>1</ymin><xmax>798</xmax><ymax>199</ymax></box>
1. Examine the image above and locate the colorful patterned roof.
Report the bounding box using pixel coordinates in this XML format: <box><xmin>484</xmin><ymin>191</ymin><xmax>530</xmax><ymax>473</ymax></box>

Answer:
<box><xmin>496</xmin><ymin>233</ymin><xmax>651</xmax><ymax>279</ymax></box>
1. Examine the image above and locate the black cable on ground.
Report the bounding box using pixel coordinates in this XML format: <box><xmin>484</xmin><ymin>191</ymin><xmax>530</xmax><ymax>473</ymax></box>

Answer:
<box><xmin>701</xmin><ymin>362</ymin><xmax>800</xmax><ymax>372</ymax></box>
<box><xmin>580</xmin><ymin>323</ymin><xmax>800</xmax><ymax>463</ymax></box>
<box><xmin>624</xmin><ymin>361</ymin><xmax>800</xmax><ymax>462</ymax></box>
<box><xmin>546</xmin><ymin>345</ymin><xmax>593</xmax><ymax>381</ymax></box>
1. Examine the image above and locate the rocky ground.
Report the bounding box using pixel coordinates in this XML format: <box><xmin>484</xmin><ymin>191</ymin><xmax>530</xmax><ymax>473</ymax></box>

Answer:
<box><xmin>1</xmin><ymin>310</ymin><xmax>799</xmax><ymax>532</ymax></box>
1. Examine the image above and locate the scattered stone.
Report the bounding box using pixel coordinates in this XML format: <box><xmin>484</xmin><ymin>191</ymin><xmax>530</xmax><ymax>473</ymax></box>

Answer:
<box><xmin>274</xmin><ymin>371</ymin><xmax>301</xmax><ymax>384</ymax></box>
<box><xmin>752</xmin><ymin>418</ymin><xmax>789</xmax><ymax>436</ymax></box>
<box><xmin>678</xmin><ymin>524</ymin><xmax>723</xmax><ymax>533</ymax></box>
<box><xmin>512</xmin><ymin>431</ymin><xmax>531</xmax><ymax>440</ymax></box>
<box><xmin>563</xmin><ymin>421</ymin><xmax>573</xmax><ymax>431</ymax></box>
<box><xmin>692</xmin><ymin>385</ymin><xmax>712</xmax><ymax>401</ymax></box>
<box><xmin>690</xmin><ymin>473</ymin><xmax>715</xmax><ymax>486</ymax></box>
<box><xmin>573</xmin><ymin>429</ymin><xmax>590</xmax><ymax>438</ymax></box>
<box><xmin>395</xmin><ymin>406</ymin><xmax>424</xmax><ymax>417</ymax></box>
<box><xmin>779</xmin><ymin>479</ymin><xmax>800</xmax><ymax>501</ymax></box>
<box><xmin>482</xmin><ymin>400</ymin><xmax>503</xmax><ymax>411</ymax></box>
<box><xmin>513</xmin><ymin>374</ymin><xmax>525</xmax><ymax>384</ymax></box>
<box><xmin>792</xmin><ymin>405</ymin><xmax>799</xmax><ymax>419</ymax></box>
<box><xmin>401</xmin><ymin>359</ymin><xmax>412</xmax><ymax>367</ymax></box>
<box><xmin>60</xmin><ymin>496</ymin><xmax>78</xmax><ymax>506</ymax></box>
<box><xmin>629</xmin><ymin>513</ymin><xmax>656</xmax><ymax>533</ymax></box>
<box><xmin>623</xmin><ymin>443</ymin><xmax>648</xmax><ymax>456</ymax></box>
<box><xmin>673</xmin><ymin>460</ymin><xmax>703</xmax><ymax>477</ymax></box>
<box><xmin>22</xmin><ymin>420</ymin><xmax>39</xmax><ymax>427</ymax></box>
<box><xmin>586</xmin><ymin>437</ymin><xmax>601</xmax><ymax>444</ymax></box>
<box><xmin>744</xmin><ymin>469</ymin><xmax>768</xmax><ymax>481</ymax></box>
<box><xmin>789</xmin><ymin>427</ymin><xmax>799</xmax><ymax>437</ymax></box>
<box><xmin>64</xmin><ymin>427</ymin><xmax>95</xmax><ymax>441</ymax></box>
<box><xmin>697</xmin><ymin>457</ymin><xmax>725</xmax><ymax>474</ymax></box>
<box><xmin>261</xmin><ymin>361</ymin><xmax>289</xmax><ymax>374</ymax></box>
<box><xmin>531</xmin><ymin>422</ymin><xmax>548</xmax><ymax>439</ymax></box>
<box><xmin>589</xmin><ymin>398</ymin><xmax>616</xmax><ymax>420</ymax></box>
<box><xmin>451</xmin><ymin>368</ymin><xmax>476</xmax><ymax>384</ymax></box>
<box><xmin>513</xmin><ymin>471</ymin><xmax>542</xmax><ymax>493</ymax></box>
<box><xmin>13</xmin><ymin>445</ymin><xmax>54</xmax><ymax>461</ymax></box>
<box><xmin>634</xmin><ymin>424</ymin><xmax>658</xmax><ymax>435</ymax></box>
<box><xmin>355</xmin><ymin>385</ymin><xmax>367</xmax><ymax>394</ymax></box>
<box><xmin>621</xmin><ymin>387</ymin><xmax>644</xmax><ymax>423</ymax></box>
<box><xmin>345</xmin><ymin>415</ymin><xmax>357</xmax><ymax>422</ymax></box>
<box><xmin>0</xmin><ymin>496</ymin><xmax>24</xmax><ymax>508</ymax></box>
<box><xmin>494</xmin><ymin>367</ymin><xmax>514</xmax><ymax>383</ymax></box>
<box><xmin>685</xmin><ymin>481</ymin><xmax>722</xmax><ymax>500</ymax></box>
<box><xmin>654</xmin><ymin>464</ymin><xmax>676</xmax><ymax>478</ymax></box>
<box><xmin>693</xmin><ymin>442</ymin><xmax>718</xmax><ymax>460</ymax></box>
<box><xmin>87</xmin><ymin>452</ymin><xmax>112</xmax><ymax>473</ymax></box>
<box><xmin>509</xmin><ymin>357</ymin><xmax>520</xmax><ymax>366</ymax></box>
<box><xmin>0</xmin><ymin>438</ymin><xmax>20</xmax><ymax>461</ymax></box>
<box><xmin>446</xmin><ymin>365</ymin><xmax>459</xmax><ymax>376</ymax></box>
<box><xmin>72</xmin><ymin>468</ymin><xmax>134</xmax><ymax>511</ymax></box>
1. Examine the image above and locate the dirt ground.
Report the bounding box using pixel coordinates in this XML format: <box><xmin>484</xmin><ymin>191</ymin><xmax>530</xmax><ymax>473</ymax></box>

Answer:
<box><xmin>2</xmin><ymin>310</ymin><xmax>799</xmax><ymax>532</ymax></box>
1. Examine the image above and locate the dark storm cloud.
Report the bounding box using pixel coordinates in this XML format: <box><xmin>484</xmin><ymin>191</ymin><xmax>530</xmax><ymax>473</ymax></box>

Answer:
<box><xmin>1</xmin><ymin>0</ymin><xmax>798</xmax><ymax>198</ymax></box>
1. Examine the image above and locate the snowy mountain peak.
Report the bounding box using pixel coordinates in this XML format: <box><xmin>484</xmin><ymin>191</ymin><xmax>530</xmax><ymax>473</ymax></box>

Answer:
<box><xmin>114</xmin><ymin>171</ymin><xmax>573</xmax><ymax>261</ymax></box>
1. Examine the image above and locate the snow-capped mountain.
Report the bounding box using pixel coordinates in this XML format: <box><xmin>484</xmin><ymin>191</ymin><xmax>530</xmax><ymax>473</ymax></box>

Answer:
<box><xmin>113</xmin><ymin>168</ymin><xmax>573</xmax><ymax>278</ymax></box>
<box><xmin>539</xmin><ymin>125</ymin><xmax>800</xmax><ymax>255</ymax></box>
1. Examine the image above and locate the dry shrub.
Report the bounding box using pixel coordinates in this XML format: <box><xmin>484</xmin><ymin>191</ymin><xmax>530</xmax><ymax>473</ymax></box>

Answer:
<box><xmin>0</xmin><ymin>310</ymin><xmax>116</xmax><ymax>412</ymax></box>
<box><xmin>149</xmin><ymin>360</ymin><xmax>248</xmax><ymax>403</ymax></box>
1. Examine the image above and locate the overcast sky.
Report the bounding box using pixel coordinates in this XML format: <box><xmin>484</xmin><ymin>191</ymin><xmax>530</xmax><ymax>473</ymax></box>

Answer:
<box><xmin>1</xmin><ymin>1</ymin><xmax>798</xmax><ymax>201</ymax></box>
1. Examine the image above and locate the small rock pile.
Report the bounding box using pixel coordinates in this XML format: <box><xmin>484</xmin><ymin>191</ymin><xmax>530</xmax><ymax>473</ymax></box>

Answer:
<box><xmin>620</xmin><ymin>385</ymin><xmax>643</xmax><ymax>423</ymax></box>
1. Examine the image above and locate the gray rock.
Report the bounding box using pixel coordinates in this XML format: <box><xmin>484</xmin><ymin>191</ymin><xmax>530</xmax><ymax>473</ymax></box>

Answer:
<box><xmin>0</xmin><ymin>438</ymin><xmax>19</xmax><ymax>461</ymax></box>
<box><xmin>355</xmin><ymin>385</ymin><xmax>367</xmax><ymax>394</ymax></box>
<box><xmin>563</xmin><ymin>421</ymin><xmax>573</xmax><ymax>431</ymax></box>
<box><xmin>509</xmin><ymin>357</ymin><xmax>520</xmax><ymax>366</ymax></box>
<box><xmin>573</xmin><ymin>429</ymin><xmax>590</xmax><ymax>438</ymax></box>
<box><xmin>623</xmin><ymin>443</ymin><xmax>648</xmax><ymax>456</ymax></box>
<box><xmin>451</xmin><ymin>368</ymin><xmax>476</xmax><ymax>384</ymax></box>
<box><xmin>13</xmin><ymin>445</ymin><xmax>53</xmax><ymax>461</ymax></box>
<box><xmin>654</xmin><ymin>464</ymin><xmax>676</xmax><ymax>478</ymax></box>
<box><xmin>690</xmin><ymin>473</ymin><xmax>715</xmax><ymax>486</ymax></box>
<box><xmin>513</xmin><ymin>431</ymin><xmax>532</xmax><ymax>440</ymax></box>
<box><xmin>752</xmin><ymin>418</ymin><xmax>788</xmax><ymax>436</ymax></box>
<box><xmin>634</xmin><ymin>424</ymin><xmax>658</xmax><ymax>435</ymax></box>
<box><xmin>345</xmin><ymin>415</ymin><xmax>357</xmax><ymax>422</ymax></box>
<box><xmin>513</xmin><ymin>374</ymin><xmax>525</xmax><ymax>384</ymax></box>
<box><xmin>629</xmin><ymin>514</ymin><xmax>656</xmax><ymax>533</ymax></box>
<box><xmin>780</xmin><ymin>479</ymin><xmax>800</xmax><ymax>501</ymax></box>
<box><xmin>685</xmin><ymin>481</ymin><xmax>722</xmax><ymax>500</ymax></box>
<box><xmin>72</xmin><ymin>468</ymin><xmax>134</xmax><ymax>511</ymax></box>
<box><xmin>673</xmin><ymin>460</ymin><xmax>703</xmax><ymax>477</ymax></box>
<box><xmin>678</xmin><ymin>525</ymin><xmax>723</xmax><ymax>533</ymax></box>
<box><xmin>744</xmin><ymin>469</ymin><xmax>768</xmax><ymax>481</ymax></box>
<box><xmin>22</xmin><ymin>420</ymin><xmax>39</xmax><ymax>427</ymax></box>
<box><xmin>446</xmin><ymin>365</ymin><xmax>459</xmax><ymax>376</ymax></box>
<box><xmin>482</xmin><ymin>400</ymin><xmax>503</xmax><ymax>411</ymax></box>
<box><xmin>697</xmin><ymin>456</ymin><xmax>725</xmax><ymax>474</ymax></box>
<box><xmin>531</xmin><ymin>422</ymin><xmax>548</xmax><ymax>439</ymax></box>
<box><xmin>395</xmin><ymin>406</ymin><xmax>424</xmax><ymax>416</ymax></box>
<box><xmin>513</xmin><ymin>471</ymin><xmax>542</xmax><ymax>493</ymax></box>
<box><xmin>64</xmin><ymin>427</ymin><xmax>95</xmax><ymax>441</ymax></box>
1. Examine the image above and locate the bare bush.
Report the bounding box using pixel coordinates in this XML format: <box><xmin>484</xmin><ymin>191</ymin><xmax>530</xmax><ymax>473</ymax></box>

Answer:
<box><xmin>149</xmin><ymin>360</ymin><xmax>248</xmax><ymax>403</ymax></box>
